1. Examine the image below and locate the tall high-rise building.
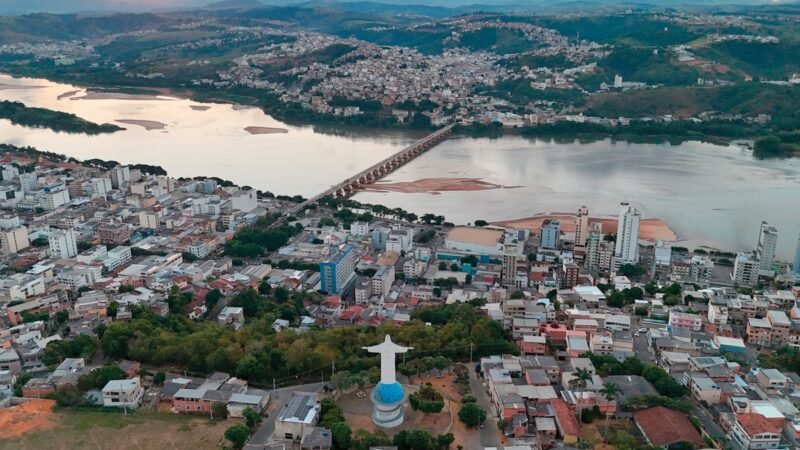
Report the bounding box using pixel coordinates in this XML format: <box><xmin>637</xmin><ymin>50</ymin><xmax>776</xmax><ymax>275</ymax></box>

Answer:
<box><xmin>756</xmin><ymin>221</ymin><xmax>778</xmax><ymax>271</ymax></box>
<box><xmin>502</xmin><ymin>238</ymin><xmax>523</xmax><ymax>288</ymax></box>
<box><xmin>320</xmin><ymin>244</ymin><xmax>357</xmax><ymax>295</ymax></box>
<box><xmin>540</xmin><ymin>219</ymin><xmax>560</xmax><ymax>250</ymax></box>
<box><xmin>732</xmin><ymin>252</ymin><xmax>759</xmax><ymax>286</ymax></box>
<box><xmin>575</xmin><ymin>206</ymin><xmax>589</xmax><ymax>248</ymax></box>
<box><xmin>614</xmin><ymin>202</ymin><xmax>641</xmax><ymax>264</ymax></box>
<box><xmin>19</xmin><ymin>172</ymin><xmax>38</xmax><ymax>193</ymax></box>
<box><xmin>110</xmin><ymin>166</ymin><xmax>131</xmax><ymax>189</ymax></box>
<box><xmin>793</xmin><ymin>234</ymin><xmax>800</xmax><ymax>276</ymax></box>
<box><xmin>48</xmin><ymin>228</ymin><xmax>78</xmax><ymax>259</ymax></box>
<box><xmin>585</xmin><ymin>223</ymin><xmax>602</xmax><ymax>272</ymax></box>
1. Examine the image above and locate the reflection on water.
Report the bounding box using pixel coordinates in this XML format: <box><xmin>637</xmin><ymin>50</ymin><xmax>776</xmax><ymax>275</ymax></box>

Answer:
<box><xmin>0</xmin><ymin>74</ymin><xmax>415</xmax><ymax>196</ymax></box>
<box><xmin>2</xmin><ymin>74</ymin><xmax>799</xmax><ymax>259</ymax></box>
<box><xmin>354</xmin><ymin>136</ymin><xmax>800</xmax><ymax>259</ymax></box>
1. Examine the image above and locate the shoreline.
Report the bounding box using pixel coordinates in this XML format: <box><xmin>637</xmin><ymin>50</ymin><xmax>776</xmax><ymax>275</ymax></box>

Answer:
<box><xmin>115</xmin><ymin>119</ymin><xmax>167</xmax><ymax>130</ymax></box>
<box><xmin>493</xmin><ymin>212</ymin><xmax>679</xmax><ymax>242</ymax></box>
<box><xmin>0</xmin><ymin>72</ymin><xmax>768</xmax><ymax>147</ymax></box>
<box><xmin>360</xmin><ymin>177</ymin><xmax>518</xmax><ymax>194</ymax></box>
<box><xmin>244</xmin><ymin>126</ymin><xmax>289</xmax><ymax>135</ymax></box>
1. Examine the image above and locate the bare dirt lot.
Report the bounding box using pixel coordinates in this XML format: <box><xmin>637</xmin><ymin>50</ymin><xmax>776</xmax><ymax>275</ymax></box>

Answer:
<box><xmin>0</xmin><ymin>402</ymin><xmax>232</xmax><ymax>450</ymax></box>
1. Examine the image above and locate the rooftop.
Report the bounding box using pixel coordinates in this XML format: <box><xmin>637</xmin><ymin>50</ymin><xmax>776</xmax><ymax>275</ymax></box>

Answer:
<box><xmin>634</xmin><ymin>406</ymin><xmax>704</xmax><ymax>447</ymax></box>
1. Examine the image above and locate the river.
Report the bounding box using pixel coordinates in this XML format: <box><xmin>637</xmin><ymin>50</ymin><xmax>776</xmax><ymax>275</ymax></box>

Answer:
<box><xmin>2</xmin><ymin>74</ymin><xmax>799</xmax><ymax>259</ymax></box>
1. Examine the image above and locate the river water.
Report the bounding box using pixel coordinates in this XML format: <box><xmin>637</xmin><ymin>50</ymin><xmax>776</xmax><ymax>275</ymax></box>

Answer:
<box><xmin>2</xmin><ymin>74</ymin><xmax>799</xmax><ymax>259</ymax></box>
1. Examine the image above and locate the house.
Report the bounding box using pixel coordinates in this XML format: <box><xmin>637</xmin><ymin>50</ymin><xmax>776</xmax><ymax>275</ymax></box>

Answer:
<box><xmin>227</xmin><ymin>390</ymin><xmax>270</xmax><ymax>417</ymax></box>
<box><xmin>118</xmin><ymin>360</ymin><xmax>141</xmax><ymax>378</ymax></box>
<box><xmin>519</xmin><ymin>335</ymin><xmax>546</xmax><ymax>355</ymax></box>
<box><xmin>755</xmin><ymin>369</ymin><xmax>788</xmax><ymax>390</ymax></box>
<box><xmin>731</xmin><ymin>413</ymin><xmax>782</xmax><ymax>450</ymax></box>
<box><xmin>102</xmin><ymin>377</ymin><xmax>144</xmax><ymax>409</ymax></box>
<box><xmin>301</xmin><ymin>427</ymin><xmax>332</xmax><ymax>450</ymax></box>
<box><xmin>686</xmin><ymin>373</ymin><xmax>722</xmax><ymax>404</ymax></box>
<box><xmin>549</xmin><ymin>398</ymin><xmax>579</xmax><ymax>444</ymax></box>
<box><xmin>275</xmin><ymin>392</ymin><xmax>320</xmax><ymax>440</ymax></box>
<box><xmin>218</xmin><ymin>306</ymin><xmax>245</xmax><ymax>330</ymax></box>
<box><xmin>633</xmin><ymin>406</ymin><xmax>704</xmax><ymax>448</ymax></box>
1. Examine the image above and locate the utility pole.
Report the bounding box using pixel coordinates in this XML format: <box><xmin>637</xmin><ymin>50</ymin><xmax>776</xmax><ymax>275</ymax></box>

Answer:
<box><xmin>273</xmin><ymin>378</ymin><xmax>276</xmax><ymax>394</ymax></box>
<box><xmin>332</xmin><ymin>360</ymin><xmax>335</xmax><ymax>376</ymax></box>
<box><xmin>470</xmin><ymin>342</ymin><xmax>474</xmax><ymax>365</ymax></box>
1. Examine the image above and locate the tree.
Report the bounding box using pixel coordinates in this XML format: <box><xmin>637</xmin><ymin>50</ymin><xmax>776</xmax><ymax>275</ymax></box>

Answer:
<box><xmin>106</xmin><ymin>301</ymin><xmax>120</xmax><ymax>319</ymax></box>
<box><xmin>99</xmin><ymin>322</ymin><xmax>135</xmax><ymax>358</ymax></box>
<box><xmin>458</xmin><ymin>402</ymin><xmax>486</xmax><ymax>428</ymax></box>
<box><xmin>474</xmin><ymin>220</ymin><xmax>488</xmax><ymax>227</ymax></box>
<box><xmin>409</xmin><ymin>383</ymin><xmax>444</xmax><ymax>414</ymax></box>
<box><xmin>599</xmin><ymin>382</ymin><xmax>620</xmax><ymax>436</ymax></box>
<box><xmin>436</xmin><ymin>433</ymin><xmax>454</xmax><ymax>449</ymax></box>
<box><xmin>510</xmin><ymin>290</ymin><xmax>525</xmax><ymax>299</ymax></box>
<box><xmin>153</xmin><ymin>371</ymin><xmax>166</xmax><ymax>386</ymax></box>
<box><xmin>330</xmin><ymin>422</ymin><xmax>353</xmax><ymax>450</ymax></box>
<box><xmin>77</xmin><ymin>364</ymin><xmax>127</xmax><ymax>391</ymax></box>
<box><xmin>571</xmin><ymin>368</ymin><xmax>592</xmax><ymax>390</ymax></box>
<box><xmin>224</xmin><ymin>423</ymin><xmax>250</xmax><ymax>449</ymax></box>
<box><xmin>258</xmin><ymin>281</ymin><xmax>272</xmax><ymax>295</ymax></box>
<box><xmin>242</xmin><ymin>406</ymin><xmax>261</xmax><ymax>429</ymax></box>
<box><xmin>212</xmin><ymin>402</ymin><xmax>228</xmax><ymax>420</ymax></box>
<box><xmin>618</xmin><ymin>264</ymin><xmax>645</xmax><ymax>279</ymax></box>
<box><xmin>205</xmin><ymin>289</ymin><xmax>223</xmax><ymax>309</ymax></box>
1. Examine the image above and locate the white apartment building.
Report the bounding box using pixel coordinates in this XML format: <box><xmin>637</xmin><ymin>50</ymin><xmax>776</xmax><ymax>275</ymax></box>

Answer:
<box><xmin>756</xmin><ymin>221</ymin><xmax>777</xmax><ymax>272</ymax></box>
<box><xmin>732</xmin><ymin>253</ymin><xmax>760</xmax><ymax>286</ymax></box>
<box><xmin>614</xmin><ymin>202</ymin><xmax>640</xmax><ymax>264</ymax></box>
<box><xmin>102</xmin><ymin>377</ymin><xmax>144</xmax><ymax>409</ymax></box>
<box><xmin>49</xmin><ymin>228</ymin><xmax>78</xmax><ymax>259</ymax></box>
<box><xmin>372</xmin><ymin>264</ymin><xmax>395</xmax><ymax>298</ymax></box>
<box><xmin>103</xmin><ymin>246</ymin><xmax>132</xmax><ymax>271</ymax></box>
<box><xmin>110</xmin><ymin>166</ymin><xmax>131</xmax><ymax>189</ymax></box>
<box><xmin>350</xmin><ymin>221</ymin><xmax>370</xmax><ymax>237</ymax></box>
<box><xmin>231</xmin><ymin>190</ymin><xmax>257</xmax><ymax>212</ymax></box>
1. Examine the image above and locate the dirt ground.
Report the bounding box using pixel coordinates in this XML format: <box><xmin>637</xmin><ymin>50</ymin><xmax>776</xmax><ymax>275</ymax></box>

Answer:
<box><xmin>494</xmin><ymin>213</ymin><xmax>678</xmax><ymax>242</ymax></box>
<box><xmin>360</xmin><ymin>178</ymin><xmax>516</xmax><ymax>194</ymax></box>
<box><xmin>0</xmin><ymin>399</ymin><xmax>59</xmax><ymax>439</ymax></box>
<box><xmin>0</xmin><ymin>404</ymin><xmax>232</xmax><ymax>450</ymax></box>
<box><xmin>338</xmin><ymin>373</ymin><xmax>484</xmax><ymax>449</ymax></box>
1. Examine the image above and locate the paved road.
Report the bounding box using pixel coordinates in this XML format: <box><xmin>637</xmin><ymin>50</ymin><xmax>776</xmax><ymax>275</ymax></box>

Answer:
<box><xmin>246</xmin><ymin>382</ymin><xmax>323</xmax><ymax>448</ymax></box>
<box><xmin>468</xmin><ymin>370</ymin><xmax>502</xmax><ymax>450</ymax></box>
<box><xmin>690</xmin><ymin>399</ymin><xmax>726</xmax><ymax>439</ymax></box>
<box><xmin>631</xmin><ymin>316</ymin><xmax>656</xmax><ymax>363</ymax></box>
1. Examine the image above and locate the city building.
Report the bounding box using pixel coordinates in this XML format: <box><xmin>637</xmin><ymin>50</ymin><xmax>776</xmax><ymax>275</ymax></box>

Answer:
<box><xmin>574</xmin><ymin>206</ymin><xmax>589</xmax><ymax>248</ymax></box>
<box><xmin>732</xmin><ymin>253</ymin><xmax>760</xmax><ymax>286</ymax></box>
<box><xmin>794</xmin><ymin>234</ymin><xmax>800</xmax><ymax>276</ymax></box>
<box><xmin>614</xmin><ymin>202</ymin><xmax>640</xmax><ymax>264</ymax></box>
<box><xmin>320</xmin><ymin>244</ymin><xmax>357</xmax><ymax>295</ymax></box>
<box><xmin>540</xmin><ymin>219</ymin><xmax>560</xmax><ymax>250</ymax></box>
<box><xmin>275</xmin><ymin>392</ymin><xmax>321</xmax><ymax>440</ymax></box>
<box><xmin>102</xmin><ymin>377</ymin><xmax>144</xmax><ymax>409</ymax></box>
<box><xmin>731</xmin><ymin>413</ymin><xmax>782</xmax><ymax>450</ymax></box>
<box><xmin>48</xmin><ymin>228</ymin><xmax>78</xmax><ymax>259</ymax></box>
<box><xmin>756</xmin><ymin>221</ymin><xmax>778</xmax><ymax>272</ymax></box>
<box><xmin>0</xmin><ymin>225</ymin><xmax>29</xmax><ymax>254</ymax></box>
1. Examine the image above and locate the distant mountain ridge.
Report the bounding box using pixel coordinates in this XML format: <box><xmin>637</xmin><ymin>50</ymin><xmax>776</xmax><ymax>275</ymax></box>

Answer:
<box><xmin>0</xmin><ymin>0</ymin><xmax>790</xmax><ymax>15</ymax></box>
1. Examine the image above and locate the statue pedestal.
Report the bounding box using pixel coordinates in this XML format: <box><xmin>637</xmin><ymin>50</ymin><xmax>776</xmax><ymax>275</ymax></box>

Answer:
<box><xmin>370</xmin><ymin>382</ymin><xmax>405</xmax><ymax>428</ymax></box>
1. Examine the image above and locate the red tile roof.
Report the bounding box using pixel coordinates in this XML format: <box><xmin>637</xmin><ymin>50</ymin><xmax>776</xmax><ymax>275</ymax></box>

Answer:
<box><xmin>549</xmin><ymin>398</ymin><xmax>580</xmax><ymax>437</ymax></box>
<box><xmin>737</xmin><ymin>413</ymin><xmax>782</xmax><ymax>436</ymax></box>
<box><xmin>634</xmin><ymin>406</ymin><xmax>704</xmax><ymax>447</ymax></box>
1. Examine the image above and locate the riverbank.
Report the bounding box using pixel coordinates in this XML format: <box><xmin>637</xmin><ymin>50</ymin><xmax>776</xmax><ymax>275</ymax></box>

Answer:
<box><xmin>360</xmin><ymin>178</ymin><xmax>518</xmax><ymax>194</ymax></box>
<box><xmin>493</xmin><ymin>213</ymin><xmax>679</xmax><ymax>242</ymax></box>
<box><xmin>0</xmin><ymin>100</ymin><xmax>123</xmax><ymax>135</ymax></box>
